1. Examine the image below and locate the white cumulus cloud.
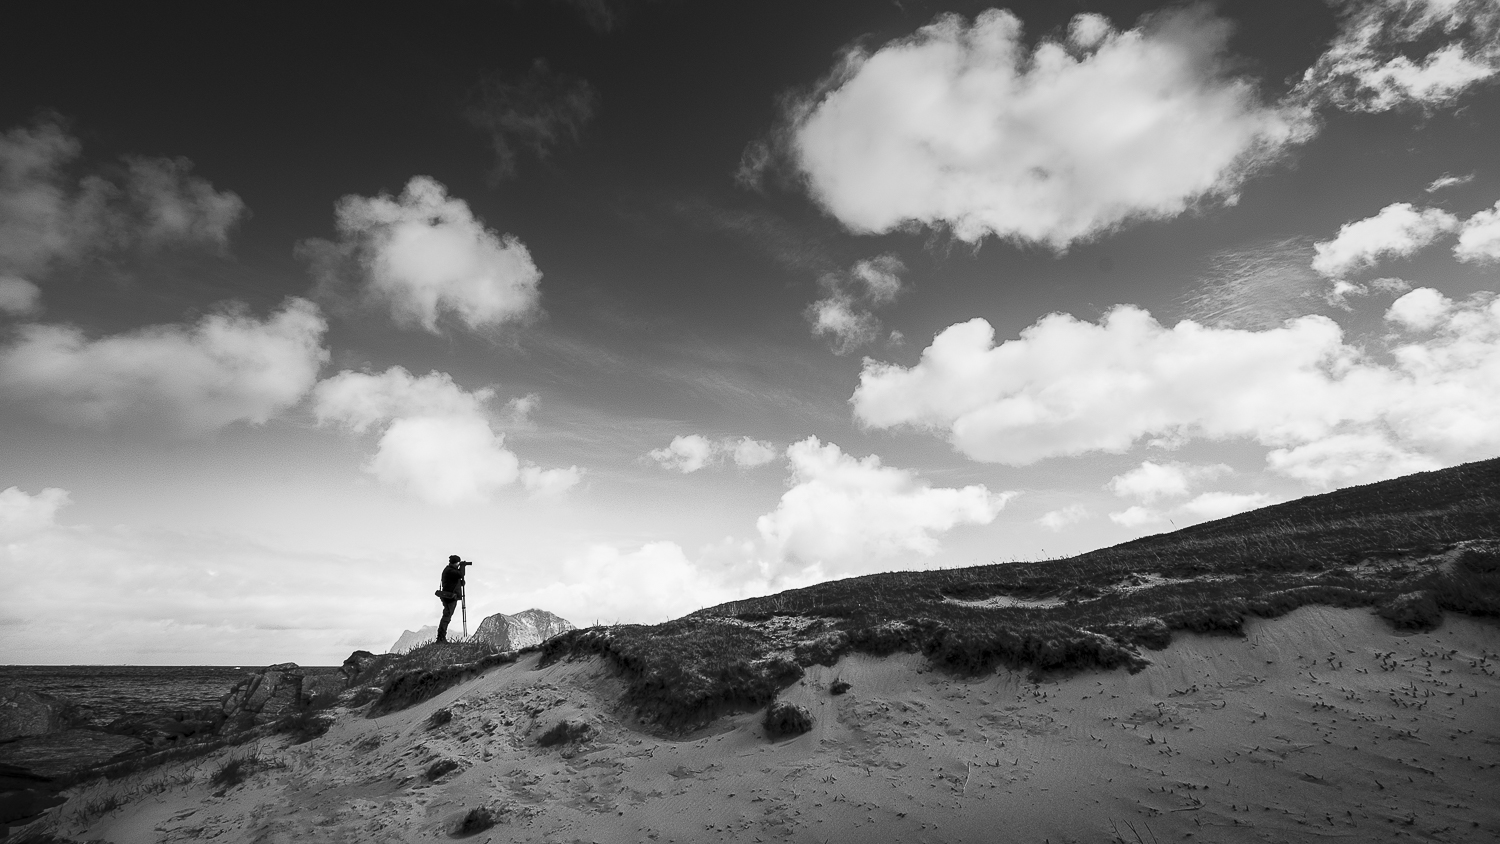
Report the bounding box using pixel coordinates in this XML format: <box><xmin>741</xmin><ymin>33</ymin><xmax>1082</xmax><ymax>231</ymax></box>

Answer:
<box><xmin>755</xmin><ymin>437</ymin><xmax>1012</xmax><ymax>579</ymax></box>
<box><xmin>1311</xmin><ymin>202</ymin><xmax>1460</xmax><ymax>277</ymax></box>
<box><xmin>302</xmin><ymin>176</ymin><xmax>540</xmax><ymax>333</ymax></box>
<box><xmin>1296</xmin><ymin>0</ymin><xmax>1500</xmax><ymax>112</ymax></box>
<box><xmin>1108</xmin><ymin>489</ymin><xmax>1274</xmax><ymax>530</ymax></box>
<box><xmin>1037</xmin><ymin>504</ymin><xmax>1089</xmax><ymax>532</ymax></box>
<box><xmin>0</xmin><ymin>487</ymin><xmax>71</xmax><ymax>541</ymax></box>
<box><xmin>648</xmin><ymin>434</ymin><xmax>717</xmax><ymax>473</ymax></box>
<box><xmin>1456</xmin><ymin>200</ymin><xmax>1500</xmax><ymax>263</ymax></box>
<box><xmin>510</xmin><ymin>541</ymin><xmax>745</xmax><ymax>626</ymax></box>
<box><xmin>520</xmin><ymin>465</ymin><xmax>584</xmax><ymax>498</ymax></box>
<box><xmin>853</xmin><ymin>291</ymin><xmax>1500</xmax><ymax>487</ymax></box>
<box><xmin>1107</xmin><ymin>461</ymin><xmax>1231</xmax><ymax>504</ymax></box>
<box><xmin>313</xmin><ymin>367</ymin><xmax>576</xmax><ymax>505</ymax></box>
<box><xmin>0</xmin><ymin>298</ymin><xmax>327</xmax><ymax>435</ymax></box>
<box><xmin>648</xmin><ymin>434</ymin><xmax>778</xmax><ymax>472</ymax></box>
<box><xmin>729</xmin><ymin>436</ymin><xmax>778</xmax><ymax>468</ymax></box>
<box><xmin>1386</xmin><ymin>286</ymin><xmax>1453</xmax><ymax>331</ymax></box>
<box><xmin>1178</xmin><ymin>491</ymin><xmax>1275</xmax><ymax>520</ymax></box>
<box><xmin>759</xmin><ymin>6</ymin><xmax>1307</xmax><ymax>248</ymax></box>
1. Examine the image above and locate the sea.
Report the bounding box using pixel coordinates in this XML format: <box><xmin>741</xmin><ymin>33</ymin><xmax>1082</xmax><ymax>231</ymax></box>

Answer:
<box><xmin>0</xmin><ymin>665</ymin><xmax>320</xmax><ymax>727</ymax></box>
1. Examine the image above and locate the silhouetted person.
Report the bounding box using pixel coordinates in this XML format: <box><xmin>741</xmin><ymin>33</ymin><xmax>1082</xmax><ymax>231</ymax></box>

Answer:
<box><xmin>435</xmin><ymin>554</ymin><xmax>465</xmax><ymax>643</ymax></box>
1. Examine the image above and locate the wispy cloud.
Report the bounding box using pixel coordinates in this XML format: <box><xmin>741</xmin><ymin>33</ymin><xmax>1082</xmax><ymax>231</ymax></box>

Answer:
<box><xmin>670</xmin><ymin>198</ymin><xmax>837</xmax><ymax>275</ymax></box>
<box><xmin>1294</xmin><ymin>0</ymin><xmax>1500</xmax><ymax>113</ymax></box>
<box><xmin>1181</xmin><ymin>238</ymin><xmax>1323</xmax><ymax>330</ymax></box>
<box><xmin>0</xmin><ymin>117</ymin><xmax>246</xmax><ymax>284</ymax></box>
<box><xmin>1426</xmin><ymin>173</ymin><xmax>1474</xmax><ymax>193</ymax></box>
<box><xmin>466</xmin><ymin>59</ymin><xmax>597</xmax><ymax>182</ymax></box>
<box><xmin>808</xmin><ymin>255</ymin><xmax>906</xmax><ymax>354</ymax></box>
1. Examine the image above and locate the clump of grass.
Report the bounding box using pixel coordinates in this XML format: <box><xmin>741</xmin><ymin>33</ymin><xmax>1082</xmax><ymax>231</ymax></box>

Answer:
<box><xmin>829</xmin><ymin>679</ymin><xmax>851</xmax><ymax>695</ymax></box>
<box><xmin>541</xmin><ymin>620</ymin><xmax>805</xmax><ymax>728</ymax></box>
<box><xmin>209</xmin><ymin>755</ymin><xmax>256</xmax><ymax>789</ymax></box>
<box><xmin>207</xmin><ymin>750</ymin><xmax>284</xmax><ymax>792</ymax></box>
<box><xmin>367</xmin><ymin>643</ymin><xmax>520</xmax><ymax>717</ymax></box>
<box><xmin>536</xmin><ymin>717</ymin><xmax>596</xmax><ymax>747</ymax></box>
<box><xmin>278</xmin><ymin>708</ymin><xmax>334</xmax><ymax>744</ymax></box>
<box><xmin>1378</xmin><ymin>591</ymin><xmax>1444</xmax><ymax>631</ymax></box>
<box><xmin>426</xmin><ymin>708</ymin><xmax>453</xmax><ymax>729</ymax></box>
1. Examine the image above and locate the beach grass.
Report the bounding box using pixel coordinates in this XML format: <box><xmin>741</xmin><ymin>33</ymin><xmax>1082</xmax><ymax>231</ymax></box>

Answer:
<box><xmin>538</xmin><ymin>456</ymin><xmax>1500</xmax><ymax>729</ymax></box>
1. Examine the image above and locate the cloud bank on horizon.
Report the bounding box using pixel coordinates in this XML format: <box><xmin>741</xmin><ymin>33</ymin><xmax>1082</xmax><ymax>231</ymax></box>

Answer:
<box><xmin>1</xmin><ymin>0</ymin><xmax>1499</xmax><ymax>662</ymax></box>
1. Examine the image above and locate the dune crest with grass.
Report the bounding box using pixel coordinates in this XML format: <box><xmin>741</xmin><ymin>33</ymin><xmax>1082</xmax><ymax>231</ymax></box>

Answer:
<box><xmin>14</xmin><ymin>458</ymin><xmax>1500</xmax><ymax>843</ymax></box>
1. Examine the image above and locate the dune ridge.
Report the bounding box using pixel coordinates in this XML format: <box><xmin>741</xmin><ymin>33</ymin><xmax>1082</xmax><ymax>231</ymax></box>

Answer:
<box><xmin>24</xmin><ymin>606</ymin><xmax>1499</xmax><ymax>843</ymax></box>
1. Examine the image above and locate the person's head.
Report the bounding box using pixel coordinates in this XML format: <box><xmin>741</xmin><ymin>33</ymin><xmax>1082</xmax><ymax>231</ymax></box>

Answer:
<box><xmin>448</xmin><ymin>554</ymin><xmax>461</xmax><ymax>566</ymax></box>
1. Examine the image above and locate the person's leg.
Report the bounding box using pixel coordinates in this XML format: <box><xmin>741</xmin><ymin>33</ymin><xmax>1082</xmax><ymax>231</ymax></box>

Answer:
<box><xmin>437</xmin><ymin>598</ymin><xmax>456</xmax><ymax>642</ymax></box>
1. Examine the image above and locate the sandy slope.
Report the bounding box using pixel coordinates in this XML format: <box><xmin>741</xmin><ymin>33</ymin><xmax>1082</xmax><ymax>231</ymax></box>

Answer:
<box><xmin>28</xmin><ymin>606</ymin><xmax>1500</xmax><ymax>844</ymax></box>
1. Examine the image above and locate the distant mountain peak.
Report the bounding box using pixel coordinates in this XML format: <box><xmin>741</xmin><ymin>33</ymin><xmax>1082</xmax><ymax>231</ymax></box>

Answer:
<box><xmin>387</xmin><ymin>611</ymin><xmax>575</xmax><ymax>654</ymax></box>
<box><xmin>388</xmin><ymin>626</ymin><xmax>439</xmax><ymax>654</ymax></box>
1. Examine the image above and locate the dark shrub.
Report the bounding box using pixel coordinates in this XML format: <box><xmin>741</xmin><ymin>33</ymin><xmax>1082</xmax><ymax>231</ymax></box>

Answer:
<box><xmin>426</xmin><ymin>759</ymin><xmax>460</xmax><ymax>781</ymax></box>
<box><xmin>1125</xmin><ymin>616</ymin><xmax>1171</xmax><ymax>650</ymax></box>
<box><xmin>1432</xmin><ymin>568</ymin><xmax>1500</xmax><ymax>616</ymax></box>
<box><xmin>1162</xmin><ymin>600</ymin><xmax>1246</xmax><ymax>635</ymax></box>
<box><xmin>1378</xmin><ymin>591</ymin><xmax>1444</xmax><ymax>631</ymax></box>
<box><xmin>279</xmin><ymin>709</ymin><xmax>333</xmax><ymax>744</ymax></box>
<box><xmin>794</xmin><ymin>631</ymin><xmax>852</xmax><ymax>666</ymax></box>
<box><xmin>829</xmin><ymin>680</ymin><xmax>851</xmax><ymax>695</ymax></box>
<box><xmin>763</xmin><ymin>701</ymin><xmax>812</xmax><ymax>738</ymax></box>
<box><xmin>1454</xmin><ymin>541</ymin><xmax>1500</xmax><ymax>573</ymax></box>
<box><xmin>453</xmin><ymin>806</ymin><xmax>500</xmax><ymax>836</ymax></box>
<box><xmin>536</xmin><ymin>717</ymin><xmax>596</xmax><ymax>747</ymax></box>
<box><xmin>209</xmin><ymin>755</ymin><xmax>254</xmax><ymax>788</ymax></box>
<box><xmin>426</xmin><ymin>708</ymin><xmax>453</xmax><ymax>729</ymax></box>
<box><xmin>367</xmin><ymin>650</ymin><xmax>519</xmax><ymax>717</ymax></box>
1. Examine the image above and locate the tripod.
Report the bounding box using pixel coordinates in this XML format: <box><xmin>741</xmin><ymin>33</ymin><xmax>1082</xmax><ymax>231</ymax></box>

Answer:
<box><xmin>460</xmin><ymin>578</ymin><xmax>468</xmax><ymax>639</ymax></box>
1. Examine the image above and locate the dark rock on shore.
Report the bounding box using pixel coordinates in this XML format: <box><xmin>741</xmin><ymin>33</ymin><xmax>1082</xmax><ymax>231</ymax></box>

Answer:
<box><xmin>0</xmin><ymin>730</ymin><xmax>144</xmax><ymax>781</ymax></box>
<box><xmin>218</xmin><ymin>663</ymin><xmax>307</xmax><ymax>733</ymax></box>
<box><xmin>0</xmin><ymin>686</ymin><xmax>82</xmax><ymax>741</ymax></box>
<box><xmin>103</xmin><ymin>708</ymin><xmax>224</xmax><ymax>748</ymax></box>
<box><xmin>340</xmin><ymin>650</ymin><xmax>380</xmax><ymax>684</ymax></box>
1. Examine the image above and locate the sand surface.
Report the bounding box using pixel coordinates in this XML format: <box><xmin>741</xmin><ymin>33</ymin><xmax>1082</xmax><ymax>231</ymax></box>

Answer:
<box><xmin>25</xmin><ymin>606</ymin><xmax>1500</xmax><ymax>843</ymax></box>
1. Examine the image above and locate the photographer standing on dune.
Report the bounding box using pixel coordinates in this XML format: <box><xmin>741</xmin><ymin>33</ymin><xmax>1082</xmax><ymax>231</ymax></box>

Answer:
<box><xmin>435</xmin><ymin>554</ymin><xmax>469</xmax><ymax>643</ymax></box>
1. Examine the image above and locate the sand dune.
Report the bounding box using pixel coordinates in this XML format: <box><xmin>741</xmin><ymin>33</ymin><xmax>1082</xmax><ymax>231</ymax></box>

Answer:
<box><xmin>29</xmin><ymin>606</ymin><xmax>1500</xmax><ymax>843</ymax></box>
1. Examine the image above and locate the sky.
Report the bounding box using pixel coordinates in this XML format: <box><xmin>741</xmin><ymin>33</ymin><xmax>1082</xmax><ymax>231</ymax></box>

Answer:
<box><xmin>2</xmin><ymin>0</ymin><xmax>1498</xmax><ymax>665</ymax></box>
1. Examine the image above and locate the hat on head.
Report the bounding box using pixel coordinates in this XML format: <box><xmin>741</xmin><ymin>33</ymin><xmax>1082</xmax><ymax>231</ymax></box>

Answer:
<box><xmin>449</xmin><ymin>554</ymin><xmax>461</xmax><ymax>563</ymax></box>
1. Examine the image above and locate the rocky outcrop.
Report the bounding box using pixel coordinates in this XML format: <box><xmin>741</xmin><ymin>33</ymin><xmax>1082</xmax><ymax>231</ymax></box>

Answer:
<box><xmin>219</xmin><ymin>663</ymin><xmax>307</xmax><ymax>734</ymax></box>
<box><xmin>389</xmin><ymin>626</ymin><xmax>439</xmax><ymax>653</ymax></box>
<box><xmin>0</xmin><ymin>686</ymin><xmax>81</xmax><ymax>741</ymax></box>
<box><xmin>340</xmin><ymin>650</ymin><xmax>381</xmax><ymax>685</ymax></box>
<box><xmin>473</xmin><ymin>609</ymin><xmax>575</xmax><ymax>651</ymax></box>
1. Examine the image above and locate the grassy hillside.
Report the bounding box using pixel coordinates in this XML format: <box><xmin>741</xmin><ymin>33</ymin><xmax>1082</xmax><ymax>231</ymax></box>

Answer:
<box><xmin>544</xmin><ymin>458</ymin><xmax>1500</xmax><ymax>729</ymax></box>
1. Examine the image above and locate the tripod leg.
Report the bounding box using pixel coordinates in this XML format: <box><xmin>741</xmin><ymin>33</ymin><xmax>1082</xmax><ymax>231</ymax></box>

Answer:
<box><xmin>461</xmin><ymin>583</ymin><xmax>468</xmax><ymax>639</ymax></box>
